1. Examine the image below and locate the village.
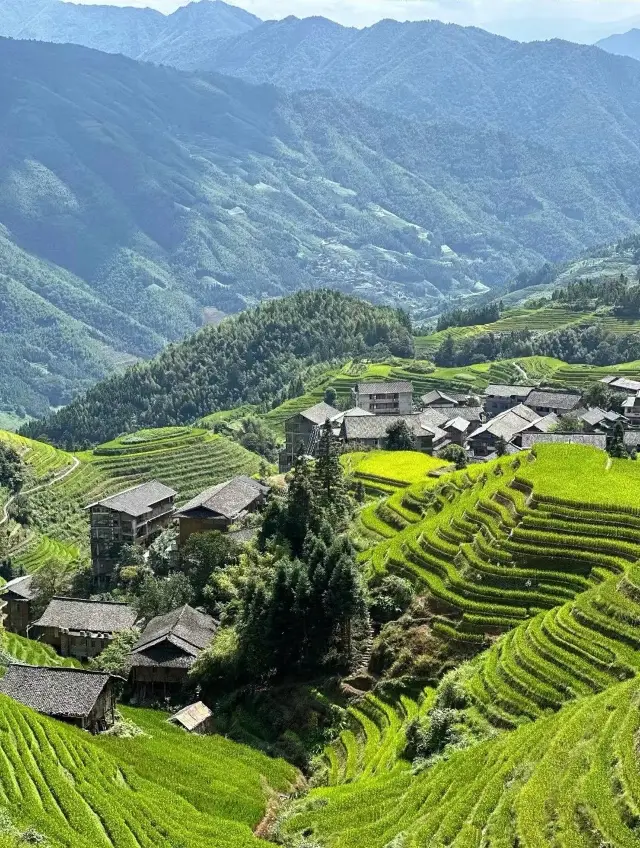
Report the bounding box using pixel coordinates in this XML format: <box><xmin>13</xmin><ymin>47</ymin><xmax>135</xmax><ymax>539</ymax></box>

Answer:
<box><xmin>0</xmin><ymin>373</ymin><xmax>637</xmax><ymax>735</ymax></box>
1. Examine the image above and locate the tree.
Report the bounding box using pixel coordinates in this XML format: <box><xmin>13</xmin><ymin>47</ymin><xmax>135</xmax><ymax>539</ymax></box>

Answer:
<box><xmin>89</xmin><ymin>628</ymin><xmax>140</xmax><ymax>676</ymax></box>
<box><xmin>439</xmin><ymin>443</ymin><xmax>468</xmax><ymax>469</ymax></box>
<box><xmin>435</xmin><ymin>334</ymin><xmax>456</xmax><ymax>368</ymax></box>
<box><xmin>609</xmin><ymin>421</ymin><xmax>627</xmax><ymax>459</ymax></box>
<box><xmin>0</xmin><ymin>444</ymin><xmax>25</xmax><ymax>495</ymax></box>
<box><xmin>283</xmin><ymin>453</ymin><xmax>318</xmax><ymax>557</ymax></box>
<box><xmin>494</xmin><ymin>437</ymin><xmax>508</xmax><ymax>457</ymax></box>
<box><xmin>582</xmin><ymin>382</ymin><xmax>612</xmax><ymax>410</ymax></box>
<box><xmin>30</xmin><ymin>558</ymin><xmax>73</xmax><ymax>618</ymax></box>
<box><xmin>136</xmin><ymin>573</ymin><xmax>194</xmax><ymax>623</ymax></box>
<box><xmin>181</xmin><ymin>531</ymin><xmax>240</xmax><ymax>603</ymax></box>
<box><xmin>323</xmin><ymin>553</ymin><xmax>368</xmax><ymax>662</ymax></box>
<box><xmin>551</xmin><ymin>414</ymin><xmax>584</xmax><ymax>434</ymax></box>
<box><xmin>324</xmin><ymin>387</ymin><xmax>338</xmax><ymax>406</ymax></box>
<box><xmin>314</xmin><ymin>420</ymin><xmax>349</xmax><ymax>517</ymax></box>
<box><xmin>385</xmin><ymin>420</ymin><xmax>415</xmax><ymax>451</ymax></box>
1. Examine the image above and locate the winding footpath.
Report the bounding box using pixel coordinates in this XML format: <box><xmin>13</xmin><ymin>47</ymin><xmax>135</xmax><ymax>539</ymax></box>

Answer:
<box><xmin>0</xmin><ymin>456</ymin><xmax>80</xmax><ymax>527</ymax></box>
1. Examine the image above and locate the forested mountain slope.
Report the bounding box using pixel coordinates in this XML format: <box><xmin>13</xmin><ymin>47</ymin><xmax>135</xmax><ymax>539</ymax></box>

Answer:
<box><xmin>22</xmin><ymin>290</ymin><xmax>414</xmax><ymax>447</ymax></box>
<box><xmin>203</xmin><ymin>18</ymin><xmax>640</xmax><ymax>164</ymax></box>
<box><xmin>6</xmin><ymin>38</ymin><xmax>640</xmax><ymax>419</ymax></box>
<box><xmin>0</xmin><ymin>0</ymin><xmax>259</xmax><ymax>62</ymax></box>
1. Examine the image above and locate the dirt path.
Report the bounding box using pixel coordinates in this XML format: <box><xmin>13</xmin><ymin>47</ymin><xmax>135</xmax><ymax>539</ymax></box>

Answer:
<box><xmin>0</xmin><ymin>456</ymin><xmax>80</xmax><ymax>526</ymax></box>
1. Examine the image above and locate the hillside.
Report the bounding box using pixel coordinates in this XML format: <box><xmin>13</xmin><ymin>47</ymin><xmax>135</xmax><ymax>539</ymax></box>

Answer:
<box><xmin>0</xmin><ymin>0</ymin><xmax>260</xmax><ymax>62</ymax></box>
<box><xmin>202</xmin><ymin>17</ymin><xmax>640</xmax><ymax>164</ymax></box>
<box><xmin>597</xmin><ymin>28</ymin><xmax>640</xmax><ymax>61</ymax></box>
<box><xmin>5</xmin><ymin>39</ymin><xmax>640</xmax><ymax>418</ymax></box>
<box><xmin>0</xmin><ymin>693</ymin><xmax>295</xmax><ymax>848</ymax></box>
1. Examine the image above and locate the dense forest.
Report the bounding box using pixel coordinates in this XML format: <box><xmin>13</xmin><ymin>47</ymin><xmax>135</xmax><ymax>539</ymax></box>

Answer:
<box><xmin>23</xmin><ymin>291</ymin><xmax>413</xmax><ymax>448</ymax></box>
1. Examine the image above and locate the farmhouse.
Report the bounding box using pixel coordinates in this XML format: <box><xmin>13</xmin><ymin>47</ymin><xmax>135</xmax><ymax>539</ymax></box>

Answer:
<box><xmin>128</xmin><ymin>605</ymin><xmax>218</xmax><ymax>699</ymax></box>
<box><xmin>524</xmin><ymin>389</ymin><xmax>582</xmax><ymax>417</ymax></box>
<box><xmin>340</xmin><ymin>413</ymin><xmax>446</xmax><ymax>453</ymax></box>
<box><xmin>170</xmin><ymin>701</ymin><xmax>213</xmax><ymax>734</ymax></box>
<box><xmin>484</xmin><ymin>385</ymin><xmax>535</xmax><ymax>417</ymax></box>
<box><xmin>601</xmin><ymin>376</ymin><xmax>640</xmax><ymax>393</ymax></box>
<box><xmin>31</xmin><ymin>597</ymin><xmax>138</xmax><ymax>661</ymax></box>
<box><xmin>177</xmin><ymin>476</ymin><xmax>269</xmax><ymax>544</ymax></box>
<box><xmin>420</xmin><ymin>389</ymin><xmax>476</xmax><ymax>408</ymax></box>
<box><xmin>280</xmin><ymin>401</ymin><xmax>341</xmax><ymax>471</ymax></box>
<box><xmin>0</xmin><ymin>664</ymin><xmax>121</xmax><ymax>733</ymax></box>
<box><xmin>87</xmin><ymin>481</ymin><xmax>177</xmax><ymax>583</ymax></box>
<box><xmin>1</xmin><ymin>574</ymin><xmax>34</xmax><ymax>636</ymax></box>
<box><xmin>354</xmin><ymin>381</ymin><xmax>413</xmax><ymax>415</ymax></box>
<box><xmin>468</xmin><ymin>404</ymin><xmax>542</xmax><ymax>455</ymax></box>
<box><xmin>622</xmin><ymin>393</ymin><xmax>640</xmax><ymax>423</ymax></box>
<box><xmin>579</xmin><ymin>407</ymin><xmax>625</xmax><ymax>433</ymax></box>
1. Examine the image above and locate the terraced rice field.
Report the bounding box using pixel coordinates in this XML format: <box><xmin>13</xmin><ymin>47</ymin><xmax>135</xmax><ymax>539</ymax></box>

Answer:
<box><xmin>284</xmin><ymin>679</ymin><xmax>640</xmax><ymax>848</ymax></box>
<box><xmin>342</xmin><ymin>451</ymin><xmax>447</xmax><ymax>498</ymax></box>
<box><xmin>0</xmin><ymin>695</ymin><xmax>295</xmax><ymax>848</ymax></box>
<box><xmin>1</xmin><ymin>633</ymin><xmax>80</xmax><ymax>669</ymax></box>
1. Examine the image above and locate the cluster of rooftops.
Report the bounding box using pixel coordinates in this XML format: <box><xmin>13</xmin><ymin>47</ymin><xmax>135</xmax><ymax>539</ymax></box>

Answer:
<box><xmin>285</xmin><ymin>375</ymin><xmax>635</xmax><ymax>462</ymax></box>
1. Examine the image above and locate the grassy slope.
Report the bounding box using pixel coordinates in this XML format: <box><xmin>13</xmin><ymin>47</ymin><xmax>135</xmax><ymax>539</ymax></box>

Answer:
<box><xmin>0</xmin><ymin>426</ymin><xmax>263</xmax><ymax>573</ymax></box>
<box><xmin>0</xmin><ymin>695</ymin><xmax>296</xmax><ymax>848</ymax></box>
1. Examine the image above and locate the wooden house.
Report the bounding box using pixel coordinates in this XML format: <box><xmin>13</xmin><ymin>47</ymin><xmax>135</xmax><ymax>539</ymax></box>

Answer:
<box><xmin>87</xmin><ymin>481</ymin><xmax>177</xmax><ymax>584</ymax></box>
<box><xmin>1</xmin><ymin>574</ymin><xmax>34</xmax><ymax>636</ymax></box>
<box><xmin>0</xmin><ymin>664</ymin><xmax>121</xmax><ymax>733</ymax></box>
<box><xmin>31</xmin><ymin>597</ymin><xmax>138</xmax><ymax>661</ymax></box>
<box><xmin>354</xmin><ymin>381</ymin><xmax>413</xmax><ymax>415</ymax></box>
<box><xmin>468</xmin><ymin>404</ymin><xmax>543</xmax><ymax>456</ymax></box>
<box><xmin>484</xmin><ymin>385</ymin><xmax>535</xmax><ymax>417</ymax></box>
<box><xmin>128</xmin><ymin>605</ymin><xmax>218</xmax><ymax>699</ymax></box>
<box><xmin>280</xmin><ymin>401</ymin><xmax>341</xmax><ymax>472</ymax></box>
<box><xmin>524</xmin><ymin>389</ymin><xmax>582</xmax><ymax>417</ymax></box>
<box><xmin>177</xmin><ymin>476</ymin><xmax>269</xmax><ymax>545</ymax></box>
<box><xmin>340</xmin><ymin>413</ymin><xmax>445</xmax><ymax>453</ymax></box>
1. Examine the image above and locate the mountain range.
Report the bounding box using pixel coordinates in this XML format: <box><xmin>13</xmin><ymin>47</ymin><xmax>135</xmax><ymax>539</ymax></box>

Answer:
<box><xmin>4</xmin><ymin>4</ymin><xmax>640</xmax><ymax>420</ymax></box>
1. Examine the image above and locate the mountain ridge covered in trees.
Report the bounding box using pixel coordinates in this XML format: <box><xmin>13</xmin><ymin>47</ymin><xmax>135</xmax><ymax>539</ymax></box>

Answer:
<box><xmin>21</xmin><ymin>290</ymin><xmax>413</xmax><ymax>448</ymax></box>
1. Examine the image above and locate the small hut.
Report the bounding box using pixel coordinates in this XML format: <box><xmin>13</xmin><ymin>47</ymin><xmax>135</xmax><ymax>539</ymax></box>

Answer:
<box><xmin>170</xmin><ymin>701</ymin><xmax>213</xmax><ymax>734</ymax></box>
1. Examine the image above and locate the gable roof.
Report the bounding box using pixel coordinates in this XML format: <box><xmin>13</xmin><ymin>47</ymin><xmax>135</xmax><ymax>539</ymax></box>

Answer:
<box><xmin>87</xmin><ymin>481</ymin><xmax>177</xmax><ymax>517</ymax></box>
<box><xmin>0</xmin><ymin>665</ymin><xmax>116</xmax><ymax>718</ymax></box>
<box><xmin>342</xmin><ymin>413</ymin><xmax>444</xmax><ymax>442</ymax></box>
<box><xmin>520</xmin><ymin>433</ymin><xmax>607</xmax><ymax>449</ymax></box>
<box><xmin>355</xmin><ymin>381</ymin><xmax>413</xmax><ymax>395</ymax></box>
<box><xmin>420</xmin><ymin>389</ymin><xmax>470</xmax><ymax>406</ymax></box>
<box><xmin>296</xmin><ymin>402</ymin><xmax>341</xmax><ymax>426</ymax></box>
<box><xmin>33</xmin><ymin>598</ymin><xmax>137</xmax><ymax>635</ymax></box>
<box><xmin>528</xmin><ymin>412</ymin><xmax>559</xmax><ymax>433</ymax></box>
<box><xmin>525</xmin><ymin>390</ymin><xmax>581</xmax><ymax>410</ymax></box>
<box><xmin>485</xmin><ymin>385</ymin><xmax>534</xmax><ymax>398</ymax></box>
<box><xmin>1</xmin><ymin>573</ymin><xmax>34</xmax><ymax>601</ymax></box>
<box><xmin>340</xmin><ymin>406</ymin><xmax>374</xmax><ymax>417</ymax></box>
<box><xmin>623</xmin><ymin>395</ymin><xmax>640</xmax><ymax>408</ymax></box>
<box><xmin>469</xmin><ymin>404</ymin><xmax>542</xmax><ymax>442</ymax></box>
<box><xmin>170</xmin><ymin>701</ymin><xmax>213</xmax><ymax>731</ymax></box>
<box><xmin>131</xmin><ymin>605</ymin><xmax>218</xmax><ymax>660</ymax></box>
<box><xmin>177</xmin><ymin>476</ymin><xmax>268</xmax><ymax>520</ymax></box>
<box><xmin>444</xmin><ymin>416</ymin><xmax>472</xmax><ymax>433</ymax></box>
<box><xmin>601</xmin><ymin>376</ymin><xmax>640</xmax><ymax>392</ymax></box>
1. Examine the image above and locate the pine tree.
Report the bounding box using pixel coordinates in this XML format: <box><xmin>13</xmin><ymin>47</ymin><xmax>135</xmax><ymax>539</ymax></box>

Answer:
<box><xmin>285</xmin><ymin>453</ymin><xmax>317</xmax><ymax>556</ymax></box>
<box><xmin>314</xmin><ymin>420</ymin><xmax>349</xmax><ymax>516</ymax></box>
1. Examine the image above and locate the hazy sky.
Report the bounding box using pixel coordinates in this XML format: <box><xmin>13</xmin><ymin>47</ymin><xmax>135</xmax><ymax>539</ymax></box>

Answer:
<box><xmin>69</xmin><ymin>0</ymin><xmax>640</xmax><ymax>39</ymax></box>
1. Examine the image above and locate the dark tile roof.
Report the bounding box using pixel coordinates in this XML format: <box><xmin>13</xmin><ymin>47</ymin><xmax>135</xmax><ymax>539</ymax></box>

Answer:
<box><xmin>342</xmin><ymin>413</ymin><xmax>442</xmax><ymax>442</ymax></box>
<box><xmin>485</xmin><ymin>385</ymin><xmax>534</xmax><ymax>398</ymax></box>
<box><xmin>601</xmin><ymin>377</ymin><xmax>640</xmax><ymax>392</ymax></box>
<box><xmin>296</xmin><ymin>402</ymin><xmax>341</xmax><ymax>425</ymax></box>
<box><xmin>131</xmin><ymin>605</ymin><xmax>218</xmax><ymax>663</ymax></box>
<box><xmin>520</xmin><ymin>433</ymin><xmax>607</xmax><ymax>449</ymax></box>
<box><xmin>0</xmin><ymin>665</ymin><xmax>114</xmax><ymax>718</ymax></box>
<box><xmin>580</xmin><ymin>407</ymin><xmax>607</xmax><ymax>426</ymax></box>
<box><xmin>356</xmin><ymin>381</ymin><xmax>413</xmax><ymax>395</ymax></box>
<box><xmin>470</xmin><ymin>405</ymin><xmax>541</xmax><ymax>441</ymax></box>
<box><xmin>525</xmin><ymin>390</ymin><xmax>581</xmax><ymax>410</ymax></box>
<box><xmin>420</xmin><ymin>389</ymin><xmax>471</xmax><ymax>406</ymax></box>
<box><xmin>33</xmin><ymin>598</ymin><xmax>137</xmax><ymax>635</ymax></box>
<box><xmin>2</xmin><ymin>574</ymin><xmax>34</xmax><ymax>601</ymax></box>
<box><xmin>444</xmin><ymin>416</ymin><xmax>472</xmax><ymax>433</ymax></box>
<box><xmin>178</xmin><ymin>476</ymin><xmax>268</xmax><ymax>521</ymax></box>
<box><xmin>88</xmin><ymin>481</ymin><xmax>177</xmax><ymax>517</ymax></box>
<box><xmin>529</xmin><ymin>413</ymin><xmax>559</xmax><ymax>433</ymax></box>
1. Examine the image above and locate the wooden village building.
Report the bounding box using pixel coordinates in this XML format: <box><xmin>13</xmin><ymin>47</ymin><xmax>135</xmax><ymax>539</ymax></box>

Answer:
<box><xmin>128</xmin><ymin>605</ymin><xmax>218</xmax><ymax>699</ymax></box>
<box><xmin>177</xmin><ymin>476</ymin><xmax>269</xmax><ymax>545</ymax></box>
<box><xmin>1</xmin><ymin>574</ymin><xmax>34</xmax><ymax>637</ymax></box>
<box><xmin>0</xmin><ymin>664</ymin><xmax>121</xmax><ymax>733</ymax></box>
<box><xmin>30</xmin><ymin>597</ymin><xmax>138</xmax><ymax>661</ymax></box>
<box><xmin>281</xmin><ymin>401</ymin><xmax>342</xmax><ymax>471</ymax></box>
<box><xmin>170</xmin><ymin>701</ymin><xmax>213</xmax><ymax>734</ymax></box>
<box><xmin>354</xmin><ymin>381</ymin><xmax>414</xmax><ymax>415</ymax></box>
<box><xmin>87</xmin><ymin>481</ymin><xmax>177</xmax><ymax>584</ymax></box>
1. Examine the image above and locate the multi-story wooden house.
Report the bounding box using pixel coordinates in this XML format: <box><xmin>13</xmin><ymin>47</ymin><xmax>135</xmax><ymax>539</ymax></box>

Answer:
<box><xmin>354</xmin><ymin>381</ymin><xmax>413</xmax><ymax>415</ymax></box>
<box><xmin>1</xmin><ymin>574</ymin><xmax>34</xmax><ymax>636</ymax></box>
<box><xmin>177</xmin><ymin>476</ymin><xmax>269</xmax><ymax>544</ymax></box>
<box><xmin>87</xmin><ymin>481</ymin><xmax>176</xmax><ymax>583</ymax></box>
